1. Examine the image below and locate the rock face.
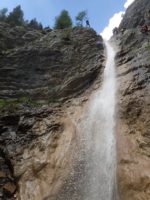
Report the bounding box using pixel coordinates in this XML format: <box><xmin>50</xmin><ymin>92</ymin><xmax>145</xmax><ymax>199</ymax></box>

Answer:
<box><xmin>119</xmin><ymin>0</ymin><xmax>150</xmax><ymax>29</ymax></box>
<box><xmin>0</xmin><ymin>22</ymin><xmax>104</xmax><ymax>101</ymax></box>
<box><xmin>0</xmin><ymin>22</ymin><xmax>104</xmax><ymax>199</ymax></box>
<box><xmin>114</xmin><ymin>0</ymin><xmax>150</xmax><ymax>199</ymax></box>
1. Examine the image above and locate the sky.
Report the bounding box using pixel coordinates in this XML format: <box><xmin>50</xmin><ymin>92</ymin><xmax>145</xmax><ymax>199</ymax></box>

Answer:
<box><xmin>0</xmin><ymin>0</ymin><xmax>135</xmax><ymax>39</ymax></box>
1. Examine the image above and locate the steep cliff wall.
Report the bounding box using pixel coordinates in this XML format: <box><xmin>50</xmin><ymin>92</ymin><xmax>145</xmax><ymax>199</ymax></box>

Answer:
<box><xmin>114</xmin><ymin>0</ymin><xmax>150</xmax><ymax>199</ymax></box>
<box><xmin>0</xmin><ymin>24</ymin><xmax>105</xmax><ymax>199</ymax></box>
<box><xmin>0</xmin><ymin>23</ymin><xmax>104</xmax><ymax>101</ymax></box>
<box><xmin>119</xmin><ymin>0</ymin><xmax>150</xmax><ymax>29</ymax></box>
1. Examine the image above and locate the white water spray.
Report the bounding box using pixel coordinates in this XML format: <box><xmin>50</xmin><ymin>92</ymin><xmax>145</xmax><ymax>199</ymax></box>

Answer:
<box><xmin>80</xmin><ymin>40</ymin><xmax>117</xmax><ymax>200</ymax></box>
<box><xmin>57</xmin><ymin>41</ymin><xmax>117</xmax><ymax>200</ymax></box>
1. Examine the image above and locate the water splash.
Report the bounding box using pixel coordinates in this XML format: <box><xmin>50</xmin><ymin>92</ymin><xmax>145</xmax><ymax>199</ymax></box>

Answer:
<box><xmin>80</xmin><ymin>40</ymin><xmax>117</xmax><ymax>200</ymax></box>
<box><xmin>57</xmin><ymin>41</ymin><xmax>117</xmax><ymax>200</ymax></box>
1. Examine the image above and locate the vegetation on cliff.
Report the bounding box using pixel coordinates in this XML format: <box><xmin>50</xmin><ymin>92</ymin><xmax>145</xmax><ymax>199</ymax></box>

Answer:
<box><xmin>0</xmin><ymin>5</ymin><xmax>90</xmax><ymax>30</ymax></box>
<box><xmin>75</xmin><ymin>10</ymin><xmax>88</xmax><ymax>27</ymax></box>
<box><xmin>54</xmin><ymin>10</ymin><xmax>73</xmax><ymax>29</ymax></box>
<box><xmin>0</xmin><ymin>5</ymin><xmax>43</xmax><ymax>30</ymax></box>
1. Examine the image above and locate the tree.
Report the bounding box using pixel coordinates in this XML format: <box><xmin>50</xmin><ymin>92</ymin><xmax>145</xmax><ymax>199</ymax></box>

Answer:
<box><xmin>0</xmin><ymin>8</ymin><xmax>8</xmax><ymax>21</ymax></box>
<box><xmin>7</xmin><ymin>5</ymin><xmax>24</xmax><ymax>26</ymax></box>
<box><xmin>54</xmin><ymin>10</ymin><xmax>72</xmax><ymax>29</ymax></box>
<box><xmin>28</xmin><ymin>18</ymin><xmax>43</xmax><ymax>30</ymax></box>
<box><xmin>76</xmin><ymin>10</ymin><xmax>87</xmax><ymax>27</ymax></box>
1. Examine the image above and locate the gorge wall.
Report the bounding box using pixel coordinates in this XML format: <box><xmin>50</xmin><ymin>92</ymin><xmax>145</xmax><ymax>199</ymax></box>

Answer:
<box><xmin>0</xmin><ymin>0</ymin><xmax>150</xmax><ymax>199</ymax></box>
<box><xmin>0</xmin><ymin>24</ymin><xmax>104</xmax><ymax>101</ymax></box>
<box><xmin>0</xmin><ymin>24</ymin><xmax>105</xmax><ymax>200</ymax></box>
<box><xmin>114</xmin><ymin>0</ymin><xmax>150</xmax><ymax>199</ymax></box>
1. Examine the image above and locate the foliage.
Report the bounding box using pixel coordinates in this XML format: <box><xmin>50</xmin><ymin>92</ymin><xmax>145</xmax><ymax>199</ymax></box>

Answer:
<box><xmin>0</xmin><ymin>8</ymin><xmax>8</xmax><ymax>21</ymax></box>
<box><xmin>75</xmin><ymin>10</ymin><xmax>87</xmax><ymax>27</ymax></box>
<box><xmin>28</xmin><ymin>18</ymin><xmax>43</xmax><ymax>30</ymax></box>
<box><xmin>0</xmin><ymin>5</ymin><xmax>44</xmax><ymax>30</ymax></box>
<box><xmin>0</xmin><ymin>99</ymin><xmax>7</xmax><ymax>108</ymax></box>
<box><xmin>0</xmin><ymin>97</ymin><xmax>41</xmax><ymax>111</ymax></box>
<box><xmin>7</xmin><ymin>5</ymin><xmax>24</xmax><ymax>26</ymax></box>
<box><xmin>54</xmin><ymin>10</ymin><xmax>72</xmax><ymax>29</ymax></box>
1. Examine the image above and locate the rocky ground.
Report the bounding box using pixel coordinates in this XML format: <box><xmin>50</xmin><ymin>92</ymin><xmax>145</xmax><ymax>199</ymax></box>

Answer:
<box><xmin>113</xmin><ymin>0</ymin><xmax>150</xmax><ymax>199</ymax></box>
<box><xmin>0</xmin><ymin>22</ymin><xmax>105</xmax><ymax>200</ymax></box>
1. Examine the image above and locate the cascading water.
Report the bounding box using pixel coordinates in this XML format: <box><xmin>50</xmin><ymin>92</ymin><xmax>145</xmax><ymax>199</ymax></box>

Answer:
<box><xmin>80</xmin><ymin>40</ymin><xmax>117</xmax><ymax>200</ymax></box>
<box><xmin>57</xmin><ymin>40</ymin><xmax>117</xmax><ymax>200</ymax></box>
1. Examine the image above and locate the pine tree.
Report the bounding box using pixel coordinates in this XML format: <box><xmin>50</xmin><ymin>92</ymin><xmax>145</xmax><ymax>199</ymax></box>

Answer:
<box><xmin>28</xmin><ymin>18</ymin><xmax>43</xmax><ymax>30</ymax></box>
<box><xmin>7</xmin><ymin>5</ymin><xmax>24</xmax><ymax>26</ymax></box>
<box><xmin>54</xmin><ymin>10</ymin><xmax>72</xmax><ymax>29</ymax></box>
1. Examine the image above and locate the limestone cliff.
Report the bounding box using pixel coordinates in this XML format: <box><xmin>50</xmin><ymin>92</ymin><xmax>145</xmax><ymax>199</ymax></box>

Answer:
<box><xmin>114</xmin><ymin>0</ymin><xmax>150</xmax><ymax>199</ymax></box>
<box><xmin>0</xmin><ymin>22</ymin><xmax>104</xmax><ymax>101</ymax></box>
<box><xmin>0</xmin><ymin>22</ymin><xmax>104</xmax><ymax>199</ymax></box>
<box><xmin>1</xmin><ymin>0</ymin><xmax>150</xmax><ymax>199</ymax></box>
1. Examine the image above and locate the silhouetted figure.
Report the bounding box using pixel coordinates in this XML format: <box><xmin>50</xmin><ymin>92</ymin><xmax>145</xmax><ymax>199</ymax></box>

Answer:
<box><xmin>86</xmin><ymin>20</ymin><xmax>90</xmax><ymax>28</ymax></box>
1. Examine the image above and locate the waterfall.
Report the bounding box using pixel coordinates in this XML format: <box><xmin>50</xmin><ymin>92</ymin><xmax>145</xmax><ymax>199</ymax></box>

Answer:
<box><xmin>80</xmin><ymin>40</ymin><xmax>117</xmax><ymax>200</ymax></box>
<box><xmin>57</xmin><ymin>41</ymin><xmax>117</xmax><ymax>200</ymax></box>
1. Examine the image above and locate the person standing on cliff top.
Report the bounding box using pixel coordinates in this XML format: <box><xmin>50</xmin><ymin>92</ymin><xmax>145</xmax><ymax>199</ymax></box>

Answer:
<box><xmin>86</xmin><ymin>19</ymin><xmax>90</xmax><ymax>28</ymax></box>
